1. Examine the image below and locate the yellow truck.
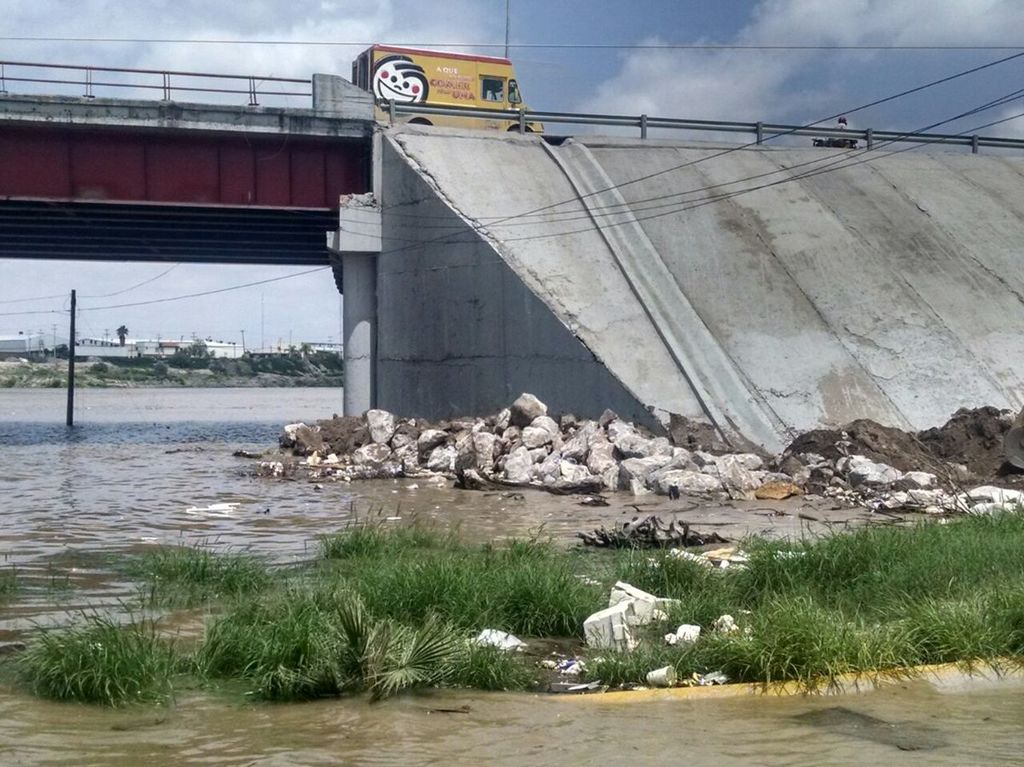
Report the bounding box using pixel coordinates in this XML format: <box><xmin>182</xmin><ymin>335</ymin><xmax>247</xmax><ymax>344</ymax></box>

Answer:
<box><xmin>351</xmin><ymin>44</ymin><xmax>541</xmax><ymax>132</ymax></box>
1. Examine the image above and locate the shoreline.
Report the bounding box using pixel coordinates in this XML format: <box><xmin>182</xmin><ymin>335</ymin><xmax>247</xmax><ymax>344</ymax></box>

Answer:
<box><xmin>0</xmin><ymin>359</ymin><xmax>343</xmax><ymax>389</ymax></box>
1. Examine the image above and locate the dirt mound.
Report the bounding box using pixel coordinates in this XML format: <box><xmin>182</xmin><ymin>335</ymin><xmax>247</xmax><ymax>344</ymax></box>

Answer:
<box><xmin>917</xmin><ymin>406</ymin><xmax>1012</xmax><ymax>478</ymax></box>
<box><xmin>785</xmin><ymin>419</ymin><xmax>938</xmax><ymax>473</ymax></box>
<box><xmin>785</xmin><ymin>407</ymin><xmax>1024</xmax><ymax>486</ymax></box>
<box><xmin>316</xmin><ymin>415</ymin><xmax>371</xmax><ymax>454</ymax></box>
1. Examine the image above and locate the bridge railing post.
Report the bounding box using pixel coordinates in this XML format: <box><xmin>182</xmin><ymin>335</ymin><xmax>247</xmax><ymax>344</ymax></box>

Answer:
<box><xmin>518</xmin><ymin>109</ymin><xmax>526</xmax><ymax>133</ymax></box>
<box><xmin>388</xmin><ymin>100</ymin><xmax>397</xmax><ymax>125</ymax></box>
<box><xmin>248</xmin><ymin>77</ymin><xmax>258</xmax><ymax>107</ymax></box>
<box><xmin>640</xmin><ymin>114</ymin><xmax>648</xmax><ymax>139</ymax></box>
<box><xmin>161</xmin><ymin>73</ymin><xmax>171</xmax><ymax>101</ymax></box>
<box><xmin>756</xmin><ymin>121</ymin><xmax>763</xmax><ymax>145</ymax></box>
<box><xmin>83</xmin><ymin>67</ymin><xmax>94</xmax><ymax>99</ymax></box>
<box><xmin>972</xmin><ymin>135</ymin><xmax>980</xmax><ymax>154</ymax></box>
<box><xmin>866</xmin><ymin>128</ymin><xmax>873</xmax><ymax>150</ymax></box>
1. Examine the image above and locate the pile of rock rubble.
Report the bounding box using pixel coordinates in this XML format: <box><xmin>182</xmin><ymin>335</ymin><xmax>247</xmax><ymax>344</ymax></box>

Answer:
<box><xmin>268</xmin><ymin>393</ymin><xmax>1023</xmax><ymax>514</ymax></box>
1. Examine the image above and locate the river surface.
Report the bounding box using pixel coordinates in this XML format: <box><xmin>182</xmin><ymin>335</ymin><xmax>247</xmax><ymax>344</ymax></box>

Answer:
<box><xmin>1</xmin><ymin>387</ymin><xmax>1021</xmax><ymax>765</ymax></box>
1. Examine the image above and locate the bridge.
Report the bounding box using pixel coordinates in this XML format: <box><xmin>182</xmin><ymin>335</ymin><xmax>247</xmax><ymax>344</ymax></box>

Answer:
<box><xmin>4</xmin><ymin>61</ymin><xmax>1024</xmax><ymax>450</ymax></box>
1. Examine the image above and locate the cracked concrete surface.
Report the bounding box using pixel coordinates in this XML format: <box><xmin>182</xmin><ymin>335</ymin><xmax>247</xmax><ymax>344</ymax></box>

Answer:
<box><xmin>377</xmin><ymin>127</ymin><xmax>1024</xmax><ymax>446</ymax></box>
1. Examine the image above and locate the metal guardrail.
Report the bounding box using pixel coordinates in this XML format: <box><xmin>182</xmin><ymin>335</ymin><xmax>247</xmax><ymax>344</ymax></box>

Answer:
<box><xmin>0</xmin><ymin>60</ymin><xmax>311</xmax><ymax>106</ymax></box>
<box><xmin>389</xmin><ymin>101</ymin><xmax>1024</xmax><ymax>154</ymax></box>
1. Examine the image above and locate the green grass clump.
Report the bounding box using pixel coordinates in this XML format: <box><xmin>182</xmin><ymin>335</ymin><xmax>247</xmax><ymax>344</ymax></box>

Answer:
<box><xmin>448</xmin><ymin>643</ymin><xmax>536</xmax><ymax>691</ymax></box>
<box><xmin>319</xmin><ymin>523</ymin><xmax>452</xmax><ymax>560</ymax></box>
<box><xmin>131</xmin><ymin>545</ymin><xmax>272</xmax><ymax>606</ymax></box>
<box><xmin>321</xmin><ymin>529</ymin><xmax>604</xmax><ymax>637</ymax></box>
<box><xmin>197</xmin><ymin>587</ymin><xmax>462</xmax><ymax>701</ymax></box>
<box><xmin>732</xmin><ymin>512</ymin><xmax>1024</xmax><ymax>615</ymax></box>
<box><xmin>18</xmin><ymin>615</ymin><xmax>176</xmax><ymax>706</ymax></box>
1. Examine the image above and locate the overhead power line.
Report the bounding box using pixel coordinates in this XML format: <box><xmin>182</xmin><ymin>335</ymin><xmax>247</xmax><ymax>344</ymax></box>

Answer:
<box><xmin>81</xmin><ymin>263</ymin><xmax>181</xmax><ymax>298</ymax></box>
<box><xmin>77</xmin><ymin>266</ymin><xmax>329</xmax><ymax>312</ymax></box>
<box><xmin>1</xmin><ymin>36</ymin><xmax>1022</xmax><ymax>51</ymax></box>
<box><xmin>376</xmin><ymin>49</ymin><xmax>1024</xmax><ymax>253</ymax></box>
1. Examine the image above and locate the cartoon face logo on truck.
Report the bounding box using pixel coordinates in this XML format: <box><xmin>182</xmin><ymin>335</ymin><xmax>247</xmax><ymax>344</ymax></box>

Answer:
<box><xmin>372</xmin><ymin>55</ymin><xmax>430</xmax><ymax>104</ymax></box>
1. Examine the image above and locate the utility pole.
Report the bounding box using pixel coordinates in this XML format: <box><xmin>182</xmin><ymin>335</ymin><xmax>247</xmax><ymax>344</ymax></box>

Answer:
<box><xmin>66</xmin><ymin>290</ymin><xmax>76</xmax><ymax>427</ymax></box>
<box><xmin>504</xmin><ymin>0</ymin><xmax>511</xmax><ymax>58</ymax></box>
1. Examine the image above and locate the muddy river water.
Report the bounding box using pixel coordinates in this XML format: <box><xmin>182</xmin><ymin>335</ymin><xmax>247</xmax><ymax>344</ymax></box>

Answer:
<box><xmin>1</xmin><ymin>387</ymin><xmax>1021</xmax><ymax>765</ymax></box>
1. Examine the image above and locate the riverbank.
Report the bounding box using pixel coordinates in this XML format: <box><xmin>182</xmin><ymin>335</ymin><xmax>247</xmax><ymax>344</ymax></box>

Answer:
<box><xmin>0</xmin><ymin>358</ymin><xmax>343</xmax><ymax>388</ymax></box>
<box><xmin>6</xmin><ymin>512</ymin><xmax>1024</xmax><ymax>706</ymax></box>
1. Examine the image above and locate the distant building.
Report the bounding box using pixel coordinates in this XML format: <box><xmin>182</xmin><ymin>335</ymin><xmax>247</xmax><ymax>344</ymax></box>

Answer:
<box><xmin>0</xmin><ymin>333</ymin><xmax>47</xmax><ymax>359</ymax></box>
<box><xmin>74</xmin><ymin>337</ymin><xmax>243</xmax><ymax>360</ymax></box>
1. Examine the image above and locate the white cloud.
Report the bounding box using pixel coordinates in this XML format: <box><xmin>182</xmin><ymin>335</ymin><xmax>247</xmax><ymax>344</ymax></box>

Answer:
<box><xmin>577</xmin><ymin>0</ymin><xmax>1024</xmax><ymax>123</ymax></box>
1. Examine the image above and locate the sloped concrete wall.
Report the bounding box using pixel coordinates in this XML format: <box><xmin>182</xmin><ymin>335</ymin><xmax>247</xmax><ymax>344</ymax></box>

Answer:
<box><xmin>381</xmin><ymin>126</ymin><xmax>1024</xmax><ymax>449</ymax></box>
<box><xmin>377</xmin><ymin>133</ymin><xmax>665</xmax><ymax>429</ymax></box>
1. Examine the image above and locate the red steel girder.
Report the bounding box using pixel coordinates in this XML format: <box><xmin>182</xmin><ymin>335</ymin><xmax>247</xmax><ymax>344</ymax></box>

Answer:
<box><xmin>0</xmin><ymin>123</ymin><xmax>369</xmax><ymax>208</ymax></box>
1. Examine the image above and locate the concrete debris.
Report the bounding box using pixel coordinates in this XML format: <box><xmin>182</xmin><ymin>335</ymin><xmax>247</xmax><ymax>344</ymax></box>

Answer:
<box><xmin>365</xmin><ymin>409</ymin><xmax>397</xmax><ymax>444</ymax></box>
<box><xmin>473</xmin><ymin>629</ymin><xmax>526</xmax><ymax>652</ymax></box>
<box><xmin>585</xmin><ymin>581</ymin><xmax>677</xmax><ymax>651</ymax></box>
<box><xmin>269</xmin><ymin>396</ymin><xmax>1024</xmax><ymax>513</ymax></box>
<box><xmin>583</xmin><ymin>601</ymin><xmax>639</xmax><ymax>652</ymax></box>
<box><xmin>837</xmin><ymin>455</ymin><xmax>903</xmax><ymax>488</ymax></box>
<box><xmin>949</xmin><ymin>485</ymin><xmax>1024</xmax><ymax>515</ymax></box>
<box><xmin>712</xmin><ymin>614</ymin><xmax>739</xmax><ymax>635</ymax></box>
<box><xmin>664</xmin><ymin>624</ymin><xmax>701</xmax><ymax>647</ymax></box>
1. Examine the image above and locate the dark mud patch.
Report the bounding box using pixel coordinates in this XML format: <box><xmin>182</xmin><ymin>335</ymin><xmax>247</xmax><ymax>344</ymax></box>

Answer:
<box><xmin>794</xmin><ymin>706</ymin><xmax>947</xmax><ymax>752</ymax></box>
<box><xmin>917</xmin><ymin>406</ymin><xmax>1012</xmax><ymax>478</ymax></box>
<box><xmin>786</xmin><ymin>407</ymin><xmax>1024</xmax><ymax>487</ymax></box>
<box><xmin>786</xmin><ymin>419</ymin><xmax>938</xmax><ymax>473</ymax></box>
<box><xmin>315</xmin><ymin>415</ymin><xmax>371</xmax><ymax>454</ymax></box>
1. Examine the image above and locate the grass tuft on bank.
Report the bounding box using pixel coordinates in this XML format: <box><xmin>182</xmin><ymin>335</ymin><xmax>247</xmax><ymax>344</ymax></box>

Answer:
<box><xmin>18</xmin><ymin>615</ymin><xmax>176</xmax><ymax>707</ymax></box>
<box><xmin>130</xmin><ymin>545</ymin><xmax>272</xmax><ymax>606</ymax></box>
<box><xmin>319</xmin><ymin>525</ymin><xmax>604</xmax><ymax>637</ymax></box>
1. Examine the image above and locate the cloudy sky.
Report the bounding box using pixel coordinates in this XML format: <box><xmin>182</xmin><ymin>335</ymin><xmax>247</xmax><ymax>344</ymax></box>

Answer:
<box><xmin>2</xmin><ymin>0</ymin><xmax>1022</xmax><ymax>349</ymax></box>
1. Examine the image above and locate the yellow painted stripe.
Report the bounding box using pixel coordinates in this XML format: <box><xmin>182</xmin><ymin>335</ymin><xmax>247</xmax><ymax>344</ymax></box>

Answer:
<box><xmin>572</xmin><ymin>661</ymin><xmax>1023</xmax><ymax>703</ymax></box>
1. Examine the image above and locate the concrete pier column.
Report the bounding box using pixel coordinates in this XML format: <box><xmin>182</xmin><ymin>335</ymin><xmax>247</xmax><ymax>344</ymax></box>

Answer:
<box><xmin>342</xmin><ymin>252</ymin><xmax>377</xmax><ymax>416</ymax></box>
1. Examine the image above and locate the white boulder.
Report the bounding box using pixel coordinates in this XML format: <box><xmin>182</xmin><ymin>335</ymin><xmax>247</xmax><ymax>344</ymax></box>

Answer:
<box><xmin>353</xmin><ymin>443</ymin><xmax>392</xmax><ymax>466</ymax></box>
<box><xmin>365</xmin><ymin>409</ymin><xmax>397</xmax><ymax>444</ymax></box>
<box><xmin>653</xmin><ymin>470</ymin><xmax>723</xmax><ymax>496</ymax></box>
<box><xmin>838</xmin><ymin>455</ymin><xmax>903</xmax><ymax>487</ymax></box>
<box><xmin>426</xmin><ymin>444</ymin><xmax>457</xmax><ymax>473</ymax></box>
<box><xmin>417</xmin><ymin>429</ymin><xmax>448</xmax><ymax>454</ymax></box>
<box><xmin>503</xmin><ymin>446</ymin><xmax>534</xmax><ymax>484</ymax></box>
